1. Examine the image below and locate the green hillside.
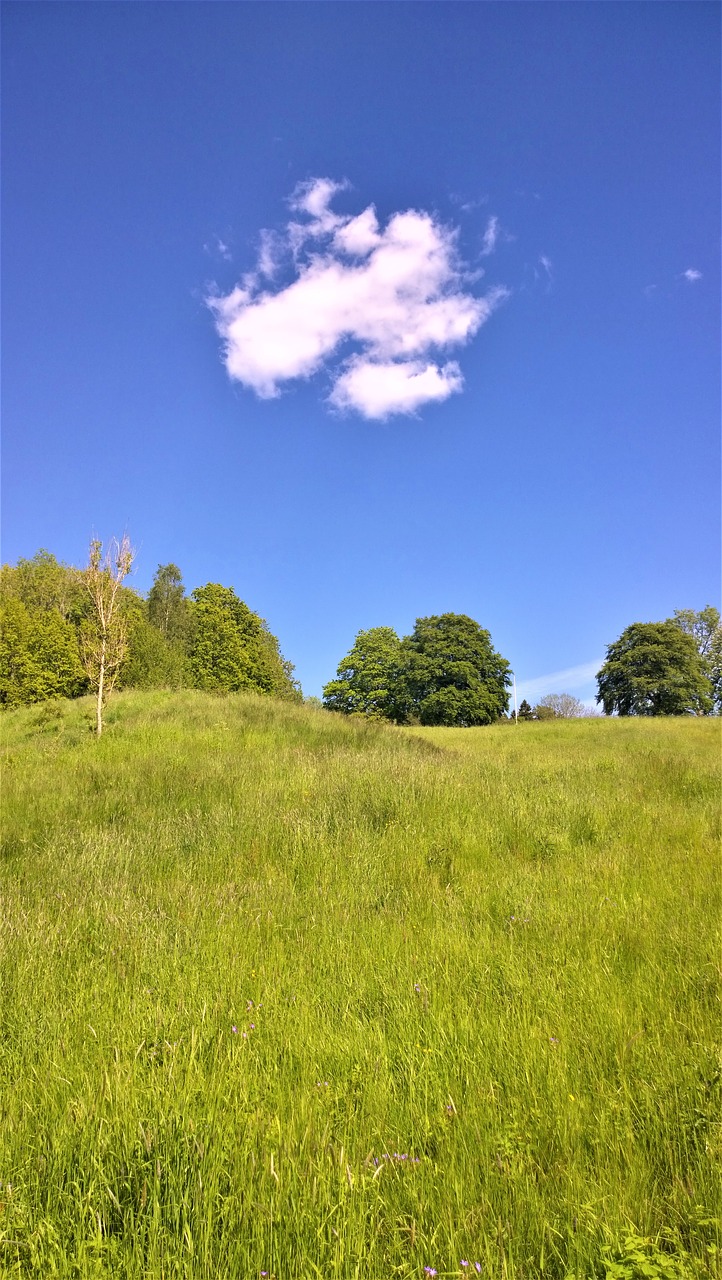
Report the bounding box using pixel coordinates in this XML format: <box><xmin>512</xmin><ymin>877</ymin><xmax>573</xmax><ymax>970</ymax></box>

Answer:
<box><xmin>1</xmin><ymin>693</ymin><xmax>720</xmax><ymax>1278</ymax></box>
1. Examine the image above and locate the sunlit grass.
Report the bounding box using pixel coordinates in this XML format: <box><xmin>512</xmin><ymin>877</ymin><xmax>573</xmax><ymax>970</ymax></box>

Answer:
<box><xmin>1</xmin><ymin>692</ymin><xmax>719</xmax><ymax>1277</ymax></box>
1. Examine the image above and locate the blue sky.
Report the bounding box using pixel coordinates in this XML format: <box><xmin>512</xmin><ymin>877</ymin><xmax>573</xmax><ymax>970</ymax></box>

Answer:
<box><xmin>3</xmin><ymin>2</ymin><xmax>719</xmax><ymax>702</ymax></box>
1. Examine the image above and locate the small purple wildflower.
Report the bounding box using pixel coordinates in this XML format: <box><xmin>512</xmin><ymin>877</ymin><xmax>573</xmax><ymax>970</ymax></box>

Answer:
<box><xmin>475</xmin><ymin>1265</ymin><xmax>482</xmax><ymax>1274</ymax></box>
<box><xmin>250</xmin><ymin>1023</ymin><xmax>255</xmax><ymax>1030</ymax></box>
<box><xmin>231</xmin><ymin>1026</ymin><xmax>238</xmax><ymax>1034</ymax></box>
<box><xmin>414</xmin><ymin>983</ymin><xmax>421</xmax><ymax>993</ymax></box>
<box><xmin>549</xmin><ymin>1036</ymin><xmax>559</xmax><ymax>1045</ymax></box>
<box><xmin>424</xmin><ymin>1270</ymin><xmax>437</xmax><ymax>1277</ymax></box>
<box><xmin>461</xmin><ymin>1263</ymin><xmax>469</xmax><ymax>1269</ymax></box>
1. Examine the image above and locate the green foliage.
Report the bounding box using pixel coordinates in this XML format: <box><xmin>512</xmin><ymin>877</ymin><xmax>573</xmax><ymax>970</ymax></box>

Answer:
<box><xmin>668</xmin><ymin>607</ymin><xmax>722</xmax><ymax>715</ymax></box>
<box><xmin>596</xmin><ymin>622</ymin><xmax>713</xmax><ymax>716</ymax></box>
<box><xmin>325</xmin><ymin>614</ymin><xmax>511</xmax><ymax>726</ymax></box>
<box><xmin>322</xmin><ymin>625</ymin><xmax>404</xmax><ymax>718</ymax></box>
<box><xmin>598</xmin><ymin>1231</ymin><xmax>708</xmax><ymax>1280</ymax></box>
<box><xmin>147</xmin><ymin>563</ymin><xmax>191</xmax><ymax>648</ymax></box>
<box><xmin>121</xmin><ymin>612</ymin><xmax>190</xmax><ymax>689</ymax></box>
<box><xmin>401</xmin><ymin>613</ymin><xmax>511</xmax><ymax>725</ymax></box>
<box><xmin>535</xmin><ymin>703</ymin><xmax>558</xmax><ymax>720</ymax></box>
<box><xmin>0</xmin><ymin>597</ymin><xmax>86</xmax><ymax>705</ymax></box>
<box><xmin>518</xmin><ymin>697</ymin><xmax>534</xmax><ymax>720</ymax></box>
<box><xmin>0</xmin><ymin>549</ymin><xmax>86</xmax><ymax>622</ymax></box>
<box><xmin>708</xmin><ymin>628</ymin><xmax>722</xmax><ymax>713</ymax></box>
<box><xmin>667</xmin><ymin>606</ymin><xmax>720</xmax><ymax>660</ymax></box>
<box><xmin>189</xmin><ymin>582</ymin><xmax>299</xmax><ymax>698</ymax></box>
<box><xmin>0</xmin><ymin>550</ymin><xmax>301</xmax><ymax>709</ymax></box>
<box><xmin>0</xmin><ymin>697</ymin><xmax>718</xmax><ymax>1277</ymax></box>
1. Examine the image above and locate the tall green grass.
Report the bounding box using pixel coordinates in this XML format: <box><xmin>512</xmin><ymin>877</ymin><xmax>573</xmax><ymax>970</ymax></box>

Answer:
<box><xmin>1</xmin><ymin>692</ymin><xmax>719</xmax><ymax>1278</ymax></box>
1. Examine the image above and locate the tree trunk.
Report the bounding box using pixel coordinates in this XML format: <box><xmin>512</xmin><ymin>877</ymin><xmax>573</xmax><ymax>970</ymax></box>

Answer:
<box><xmin>96</xmin><ymin>634</ymin><xmax>106</xmax><ymax>737</ymax></box>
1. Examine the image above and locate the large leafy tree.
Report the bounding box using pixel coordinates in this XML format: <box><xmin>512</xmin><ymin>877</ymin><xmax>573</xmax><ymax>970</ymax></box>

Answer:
<box><xmin>189</xmin><ymin>583</ymin><xmax>299</xmax><ymax>699</ymax></box>
<box><xmin>667</xmin><ymin>606</ymin><xmax>720</xmax><ymax>661</ymax></box>
<box><xmin>322</xmin><ymin>626</ymin><xmax>404</xmax><ymax>719</ymax></box>
<box><xmin>401</xmin><ymin>613</ymin><xmax>511</xmax><ymax>726</ymax></box>
<box><xmin>0</xmin><ymin>551</ymin><xmax>87</xmax><ymax>705</ymax></box>
<box><xmin>0</xmin><ymin>597</ymin><xmax>86</xmax><ymax>706</ymax></box>
<box><xmin>596</xmin><ymin>622</ymin><xmax>712</xmax><ymax>716</ymax></box>
<box><xmin>0</xmin><ymin>549</ymin><xmax>85</xmax><ymax>622</ymax></box>
<box><xmin>668</xmin><ymin>606</ymin><xmax>721</xmax><ymax>713</ymax></box>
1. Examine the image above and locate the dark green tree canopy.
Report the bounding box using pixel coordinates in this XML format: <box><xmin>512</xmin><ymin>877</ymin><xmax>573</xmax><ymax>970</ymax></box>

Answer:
<box><xmin>322</xmin><ymin>626</ymin><xmax>404</xmax><ymax>719</ymax></box>
<box><xmin>596</xmin><ymin>621</ymin><xmax>712</xmax><ymax>716</ymax></box>
<box><xmin>401</xmin><ymin>614</ymin><xmax>511</xmax><ymax>726</ymax></box>
<box><xmin>325</xmin><ymin>614</ymin><xmax>510</xmax><ymax>726</ymax></box>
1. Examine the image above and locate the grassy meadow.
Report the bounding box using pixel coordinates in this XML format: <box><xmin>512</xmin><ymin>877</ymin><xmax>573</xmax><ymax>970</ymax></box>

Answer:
<box><xmin>0</xmin><ymin>692</ymin><xmax>720</xmax><ymax>1279</ymax></box>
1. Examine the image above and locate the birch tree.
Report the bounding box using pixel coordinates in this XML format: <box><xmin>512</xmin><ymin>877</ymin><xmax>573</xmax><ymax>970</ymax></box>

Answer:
<box><xmin>80</xmin><ymin>534</ymin><xmax>134</xmax><ymax>736</ymax></box>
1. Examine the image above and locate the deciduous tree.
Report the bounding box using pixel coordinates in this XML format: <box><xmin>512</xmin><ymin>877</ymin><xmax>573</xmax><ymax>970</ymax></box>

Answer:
<box><xmin>322</xmin><ymin>626</ymin><xmax>404</xmax><ymax>719</ymax></box>
<box><xmin>189</xmin><ymin>583</ymin><xmax>299</xmax><ymax>699</ymax></box>
<box><xmin>0</xmin><ymin>597</ymin><xmax>86</xmax><ymax>706</ymax></box>
<box><xmin>536</xmin><ymin>692</ymin><xmax>587</xmax><ymax>718</ymax></box>
<box><xmin>400</xmin><ymin>614</ymin><xmax>510</xmax><ymax>726</ymax></box>
<box><xmin>148</xmin><ymin>563</ymin><xmax>190</xmax><ymax>648</ymax></box>
<box><xmin>80</xmin><ymin>535</ymin><xmax>135</xmax><ymax>736</ymax></box>
<box><xmin>596</xmin><ymin>621</ymin><xmax>712</xmax><ymax>716</ymax></box>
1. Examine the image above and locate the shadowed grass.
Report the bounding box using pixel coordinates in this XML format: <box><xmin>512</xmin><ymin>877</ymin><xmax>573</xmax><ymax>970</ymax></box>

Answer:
<box><xmin>1</xmin><ymin>692</ymin><xmax>719</xmax><ymax>1277</ymax></box>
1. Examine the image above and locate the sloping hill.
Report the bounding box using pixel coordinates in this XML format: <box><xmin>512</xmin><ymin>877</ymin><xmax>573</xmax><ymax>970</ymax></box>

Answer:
<box><xmin>1</xmin><ymin>693</ymin><xmax>719</xmax><ymax>1278</ymax></box>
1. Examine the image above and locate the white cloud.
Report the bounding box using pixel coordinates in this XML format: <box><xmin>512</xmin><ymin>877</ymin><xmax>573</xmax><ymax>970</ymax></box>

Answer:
<box><xmin>207</xmin><ymin>179</ymin><xmax>507</xmax><ymax>419</ymax></box>
<box><xmin>330</xmin><ymin>358</ymin><xmax>463</xmax><ymax>419</ymax></box>
<box><xmin>683</xmin><ymin>268</ymin><xmax>702</xmax><ymax>283</ymax></box>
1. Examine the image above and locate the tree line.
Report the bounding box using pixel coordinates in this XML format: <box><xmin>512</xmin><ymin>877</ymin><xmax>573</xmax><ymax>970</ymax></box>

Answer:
<box><xmin>321</xmin><ymin>608</ymin><xmax>721</xmax><ymax>724</ymax></box>
<box><xmin>1</xmin><ymin>543</ymin><xmax>719</xmax><ymax>726</ymax></box>
<box><xmin>0</xmin><ymin>545</ymin><xmax>300</xmax><ymax>726</ymax></box>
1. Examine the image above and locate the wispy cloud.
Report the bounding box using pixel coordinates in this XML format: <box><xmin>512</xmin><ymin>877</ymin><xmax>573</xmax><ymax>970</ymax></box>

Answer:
<box><xmin>514</xmin><ymin>659</ymin><xmax>603</xmax><ymax>701</ymax></box>
<box><xmin>682</xmin><ymin>267</ymin><xmax>702</xmax><ymax>283</ymax></box>
<box><xmin>538</xmin><ymin>254</ymin><xmax>553</xmax><ymax>282</ymax></box>
<box><xmin>481</xmin><ymin>215</ymin><xmax>500</xmax><ymax>256</ymax></box>
<box><xmin>207</xmin><ymin>179</ymin><xmax>507</xmax><ymax>420</ymax></box>
<box><xmin>205</xmin><ymin>235</ymin><xmax>232</xmax><ymax>262</ymax></box>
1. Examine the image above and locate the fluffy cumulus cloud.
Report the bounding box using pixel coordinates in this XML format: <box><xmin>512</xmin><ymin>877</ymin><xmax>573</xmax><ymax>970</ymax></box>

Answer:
<box><xmin>683</xmin><ymin>268</ymin><xmax>702</xmax><ymax>283</ymax></box>
<box><xmin>207</xmin><ymin>179</ymin><xmax>507</xmax><ymax>420</ymax></box>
